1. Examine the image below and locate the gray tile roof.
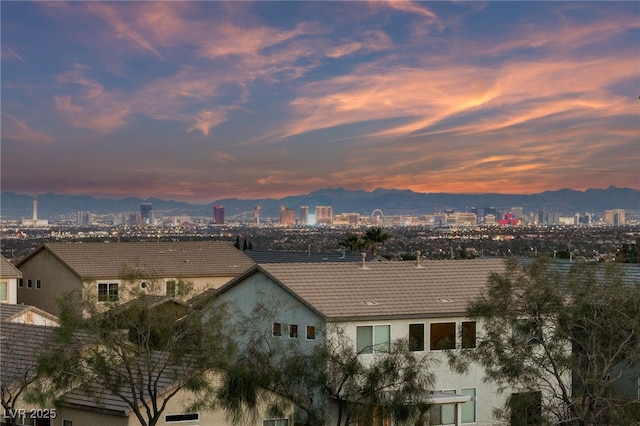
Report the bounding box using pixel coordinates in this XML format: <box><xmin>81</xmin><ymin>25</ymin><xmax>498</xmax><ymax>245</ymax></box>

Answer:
<box><xmin>231</xmin><ymin>259</ymin><xmax>507</xmax><ymax>321</ymax></box>
<box><xmin>0</xmin><ymin>303</ymin><xmax>58</xmax><ymax>323</ymax></box>
<box><xmin>18</xmin><ymin>241</ymin><xmax>255</xmax><ymax>280</ymax></box>
<box><xmin>0</xmin><ymin>323</ymin><xmax>58</xmax><ymax>389</ymax></box>
<box><xmin>0</xmin><ymin>255</ymin><xmax>22</xmax><ymax>278</ymax></box>
<box><xmin>57</xmin><ymin>352</ymin><xmax>180</xmax><ymax>417</ymax></box>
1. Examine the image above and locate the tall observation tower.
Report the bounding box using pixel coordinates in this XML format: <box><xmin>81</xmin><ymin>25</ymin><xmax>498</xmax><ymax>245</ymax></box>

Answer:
<box><xmin>22</xmin><ymin>195</ymin><xmax>49</xmax><ymax>227</ymax></box>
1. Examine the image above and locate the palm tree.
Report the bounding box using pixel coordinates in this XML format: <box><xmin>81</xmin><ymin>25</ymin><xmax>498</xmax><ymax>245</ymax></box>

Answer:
<box><xmin>339</xmin><ymin>233</ymin><xmax>364</xmax><ymax>254</ymax></box>
<box><xmin>363</xmin><ymin>227</ymin><xmax>389</xmax><ymax>256</ymax></box>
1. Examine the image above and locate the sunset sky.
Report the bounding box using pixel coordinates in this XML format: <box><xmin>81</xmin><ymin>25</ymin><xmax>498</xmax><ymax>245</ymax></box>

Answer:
<box><xmin>2</xmin><ymin>1</ymin><xmax>638</xmax><ymax>203</ymax></box>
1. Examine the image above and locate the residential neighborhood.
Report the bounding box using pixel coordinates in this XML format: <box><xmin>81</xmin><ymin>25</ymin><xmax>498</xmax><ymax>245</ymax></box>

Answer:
<box><xmin>1</xmin><ymin>242</ymin><xmax>639</xmax><ymax>425</ymax></box>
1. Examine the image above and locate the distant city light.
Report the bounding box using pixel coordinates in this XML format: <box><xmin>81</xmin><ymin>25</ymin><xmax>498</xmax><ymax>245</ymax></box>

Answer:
<box><xmin>307</xmin><ymin>214</ymin><xmax>317</xmax><ymax>226</ymax></box>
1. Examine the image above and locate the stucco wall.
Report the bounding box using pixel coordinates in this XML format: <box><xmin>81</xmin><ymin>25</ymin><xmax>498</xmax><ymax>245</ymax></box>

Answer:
<box><xmin>17</xmin><ymin>250</ymin><xmax>82</xmax><ymax>316</ymax></box>
<box><xmin>333</xmin><ymin>315</ymin><xmax>506</xmax><ymax>425</ymax></box>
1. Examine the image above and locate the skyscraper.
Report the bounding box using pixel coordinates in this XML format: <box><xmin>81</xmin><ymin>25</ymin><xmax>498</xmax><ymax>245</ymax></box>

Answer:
<box><xmin>300</xmin><ymin>206</ymin><xmax>309</xmax><ymax>225</ymax></box>
<box><xmin>213</xmin><ymin>205</ymin><xmax>225</xmax><ymax>225</ymax></box>
<box><xmin>280</xmin><ymin>206</ymin><xmax>296</xmax><ymax>226</ymax></box>
<box><xmin>140</xmin><ymin>203</ymin><xmax>153</xmax><ymax>225</ymax></box>
<box><xmin>315</xmin><ymin>206</ymin><xmax>333</xmax><ymax>225</ymax></box>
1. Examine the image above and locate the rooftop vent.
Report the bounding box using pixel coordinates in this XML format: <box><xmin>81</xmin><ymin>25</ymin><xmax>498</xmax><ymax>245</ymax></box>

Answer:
<box><xmin>360</xmin><ymin>252</ymin><xmax>370</xmax><ymax>270</ymax></box>
<box><xmin>362</xmin><ymin>301</ymin><xmax>379</xmax><ymax>306</ymax></box>
<box><xmin>437</xmin><ymin>298</ymin><xmax>453</xmax><ymax>303</ymax></box>
<box><xmin>415</xmin><ymin>250</ymin><xmax>424</xmax><ymax>268</ymax></box>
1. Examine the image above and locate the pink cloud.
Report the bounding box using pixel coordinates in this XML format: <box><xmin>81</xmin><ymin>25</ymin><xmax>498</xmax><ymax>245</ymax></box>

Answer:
<box><xmin>1</xmin><ymin>113</ymin><xmax>55</xmax><ymax>144</ymax></box>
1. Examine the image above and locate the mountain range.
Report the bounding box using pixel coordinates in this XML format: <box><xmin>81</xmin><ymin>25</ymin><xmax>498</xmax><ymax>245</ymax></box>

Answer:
<box><xmin>1</xmin><ymin>186</ymin><xmax>639</xmax><ymax>221</ymax></box>
<box><xmin>0</xmin><ymin>186</ymin><xmax>640</xmax><ymax>220</ymax></box>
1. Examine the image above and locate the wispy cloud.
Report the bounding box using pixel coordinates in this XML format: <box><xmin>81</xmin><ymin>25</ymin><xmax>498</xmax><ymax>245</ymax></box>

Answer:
<box><xmin>1</xmin><ymin>113</ymin><xmax>54</xmax><ymax>144</ymax></box>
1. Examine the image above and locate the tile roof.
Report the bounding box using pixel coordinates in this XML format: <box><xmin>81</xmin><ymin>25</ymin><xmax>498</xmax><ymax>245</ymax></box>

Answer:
<box><xmin>18</xmin><ymin>241</ymin><xmax>255</xmax><ymax>280</ymax></box>
<box><xmin>229</xmin><ymin>259</ymin><xmax>507</xmax><ymax>321</ymax></box>
<box><xmin>57</xmin><ymin>352</ymin><xmax>180</xmax><ymax>416</ymax></box>
<box><xmin>0</xmin><ymin>303</ymin><xmax>59</xmax><ymax>323</ymax></box>
<box><xmin>244</xmin><ymin>249</ymin><xmax>374</xmax><ymax>264</ymax></box>
<box><xmin>0</xmin><ymin>323</ymin><xmax>58</xmax><ymax>389</ymax></box>
<box><xmin>0</xmin><ymin>255</ymin><xmax>22</xmax><ymax>278</ymax></box>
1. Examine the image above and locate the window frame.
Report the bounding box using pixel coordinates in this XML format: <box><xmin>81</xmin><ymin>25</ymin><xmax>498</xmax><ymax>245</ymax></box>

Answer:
<box><xmin>273</xmin><ymin>322</ymin><xmax>282</xmax><ymax>337</ymax></box>
<box><xmin>430</xmin><ymin>322</ymin><xmax>456</xmax><ymax>350</ymax></box>
<box><xmin>409</xmin><ymin>323</ymin><xmax>425</xmax><ymax>351</ymax></box>
<box><xmin>461</xmin><ymin>388</ymin><xmax>477</xmax><ymax>424</ymax></box>
<box><xmin>165</xmin><ymin>279</ymin><xmax>176</xmax><ymax>297</ymax></box>
<box><xmin>0</xmin><ymin>281</ymin><xmax>7</xmax><ymax>301</ymax></box>
<box><xmin>306</xmin><ymin>325</ymin><xmax>316</xmax><ymax>340</ymax></box>
<box><xmin>289</xmin><ymin>324</ymin><xmax>298</xmax><ymax>338</ymax></box>
<box><xmin>461</xmin><ymin>321</ymin><xmax>476</xmax><ymax>349</ymax></box>
<box><xmin>165</xmin><ymin>412</ymin><xmax>199</xmax><ymax>423</ymax></box>
<box><xmin>97</xmin><ymin>282</ymin><xmax>119</xmax><ymax>302</ymax></box>
<box><xmin>356</xmin><ymin>324</ymin><xmax>391</xmax><ymax>354</ymax></box>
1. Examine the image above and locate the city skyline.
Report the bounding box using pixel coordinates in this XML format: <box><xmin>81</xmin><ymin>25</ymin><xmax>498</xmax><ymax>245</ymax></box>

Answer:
<box><xmin>2</xmin><ymin>1</ymin><xmax>638</xmax><ymax>203</ymax></box>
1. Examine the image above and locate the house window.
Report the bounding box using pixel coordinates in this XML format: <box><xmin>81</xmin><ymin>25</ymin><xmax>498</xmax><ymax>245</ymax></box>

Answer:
<box><xmin>62</xmin><ymin>421</ymin><xmax>73</xmax><ymax>426</ymax></box>
<box><xmin>0</xmin><ymin>282</ymin><xmax>7</xmax><ymax>301</ymax></box>
<box><xmin>98</xmin><ymin>283</ymin><xmax>119</xmax><ymax>302</ymax></box>
<box><xmin>289</xmin><ymin>324</ymin><xmax>298</xmax><ymax>338</ymax></box>
<box><xmin>409</xmin><ymin>323</ymin><xmax>425</xmax><ymax>351</ymax></box>
<box><xmin>263</xmin><ymin>419</ymin><xmax>288</xmax><ymax>426</ymax></box>
<box><xmin>461</xmin><ymin>321</ymin><xmax>476</xmax><ymax>348</ymax></box>
<box><xmin>461</xmin><ymin>388</ymin><xmax>476</xmax><ymax>423</ymax></box>
<box><xmin>430</xmin><ymin>390</ymin><xmax>456</xmax><ymax>425</ymax></box>
<box><xmin>430</xmin><ymin>322</ymin><xmax>456</xmax><ymax>350</ymax></box>
<box><xmin>273</xmin><ymin>322</ymin><xmax>282</xmax><ymax>337</ymax></box>
<box><xmin>306</xmin><ymin>325</ymin><xmax>316</xmax><ymax>340</ymax></box>
<box><xmin>18</xmin><ymin>278</ymin><xmax>24</xmax><ymax>288</ymax></box>
<box><xmin>36</xmin><ymin>279</ymin><xmax>42</xmax><ymax>289</ymax></box>
<box><xmin>356</xmin><ymin>325</ymin><xmax>390</xmax><ymax>354</ymax></box>
<box><xmin>27</xmin><ymin>279</ymin><xmax>33</xmax><ymax>288</ymax></box>
<box><xmin>166</xmin><ymin>280</ymin><xmax>176</xmax><ymax>297</ymax></box>
<box><xmin>165</xmin><ymin>413</ymin><xmax>199</xmax><ymax>422</ymax></box>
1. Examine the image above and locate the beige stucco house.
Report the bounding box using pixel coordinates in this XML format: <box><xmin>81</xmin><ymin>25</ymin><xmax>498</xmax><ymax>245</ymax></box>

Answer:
<box><xmin>1</xmin><ymin>255</ymin><xmax>22</xmax><ymax>304</ymax></box>
<box><xmin>15</xmin><ymin>241</ymin><xmax>255</xmax><ymax>316</ymax></box>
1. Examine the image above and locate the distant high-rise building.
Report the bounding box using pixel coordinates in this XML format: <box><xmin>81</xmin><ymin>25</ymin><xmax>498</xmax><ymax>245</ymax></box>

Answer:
<box><xmin>140</xmin><ymin>203</ymin><xmax>153</xmax><ymax>225</ymax></box>
<box><xmin>213</xmin><ymin>205</ymin><xmax>225</xmax><ymax>224</ymax></box>
<box><xmin>315</xmin><ymin>206</ymin><xmax>333</xmax><ymax>225</ymax></box>
<box><xmin>280</xmin><ymin>206</ymin><xmax>296</xmax><ymax>226</ymax></box>
<box><xmin>254</xmin><ymin>206</ymin><xmax>261</xmax><ymax>225</ymax></box>
<box><xmin>511</xmin><ymin>207</ymin><xmax>524</xmax><ymax>220</ymax></box>
<box><xmin>605</xmin><ymin>209</ymin><xmax>626</xmax><ymax>225</ymax></box>
<box><xmin>483</xmin><ymin>207</ymin><xmax>496</xmax><ymax>217</ymax></box>
<box><xmin>300</xmin><ymin>206</ymin><xmax>309</xmax><ymax>225</ymax></box>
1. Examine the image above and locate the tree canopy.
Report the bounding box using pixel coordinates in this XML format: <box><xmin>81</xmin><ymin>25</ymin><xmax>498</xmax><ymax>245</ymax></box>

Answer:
<box><xmin>215</xmin><ymin>302</ymin><xmax>435</xmax><ymax>426</ymax></box>
<box><xmin>34</xmin><ymin>272</ymin><xmax>233</xmax><ymax>426</ymax></box>
<box><xmin>449</xmin><ymin>258</ymin><xmax>640</xmax><ymax>425</ymax></box>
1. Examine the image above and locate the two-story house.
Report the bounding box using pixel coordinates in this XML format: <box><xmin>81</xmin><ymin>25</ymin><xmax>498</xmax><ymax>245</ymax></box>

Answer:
<box><xmin>15</xmin><ymin>241</ymin><xmax>255</xmax><ymax>316</ymax></box>
<box><xmin>210</xmin><ymin>257</ymin><xmax>512</xmax><ymax>425</ymax></box>
<box><xmin>1</xmin><ymin>255</ymin><xmax>22</xmax><ymax>304</ymax></box>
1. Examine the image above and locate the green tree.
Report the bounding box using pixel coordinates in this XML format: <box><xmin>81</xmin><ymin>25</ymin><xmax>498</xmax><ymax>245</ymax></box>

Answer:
<box><xmin>339</xmin><ymin>233</ymin><xmax>364</xmax><ymax>255</ymax></box>
<box><xmin>363</xmin><ymin>227</ymin><xmax>389</xmax><ymax>256</ymax></box>
<box><xmin>449</xmin><ymin>258</ymin><xmax>640</xmax><ymax>425</ymax></box>
<box><xmin>216</xmin><ymin>301</ymin><xmax>434</xmax><ymax>425</ymax></box>
<box><xmin>34</xmin><ymin>272</ymin><xmax>233</xmax><ymax>426</ymax></box>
